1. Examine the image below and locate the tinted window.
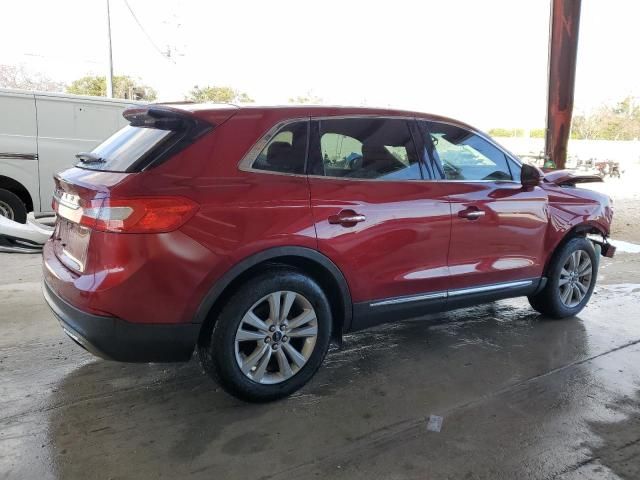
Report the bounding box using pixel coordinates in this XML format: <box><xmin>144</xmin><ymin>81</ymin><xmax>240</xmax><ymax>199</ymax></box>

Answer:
<box><xmin>252</xmin><ymin>121</ymin><xmax>308</xmax><ymax>174</ymax></box>
<box><xmin>313</xmin><ymin>118</ymin><xmax>421</xmax><ymax>180</ymax></box>
<box><xmin>80</xmin><ymin>125</ymin><xmax>174</xmax><ymax>171</ymax></box>
<box><xmin>425</xmin><ymin>122</ymin><xmax>513</xmax><ymax>181</ymax></box>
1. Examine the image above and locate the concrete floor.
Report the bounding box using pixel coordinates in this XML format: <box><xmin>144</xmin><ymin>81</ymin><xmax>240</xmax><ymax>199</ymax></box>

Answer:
<box><xmin>1</xmin><ymin>252</ymin><xmax>639</xmax><ymax>479</ymax></box>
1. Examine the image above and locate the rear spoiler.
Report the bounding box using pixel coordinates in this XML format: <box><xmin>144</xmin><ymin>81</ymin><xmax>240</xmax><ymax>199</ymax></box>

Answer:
<box><xmin>543</xmin><ymin>169</ymin><xmax>603</xmax><ymax>187</ymax></box>
<box><xmin>123</xmin><ymin>106</ymin><xmax>212</xmax><ymax>138</ymax></box>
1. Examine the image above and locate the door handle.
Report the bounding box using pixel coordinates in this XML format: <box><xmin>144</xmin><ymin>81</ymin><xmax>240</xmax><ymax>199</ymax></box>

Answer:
<box><xmin>328</xmin><ymin>209</ymin><xmax>366</xmax><ymax>227</ymax></box>
<box><xmin>458</xmin><ymin>207</ymin><xmax>485</xmax><ymax>220</ymax></box>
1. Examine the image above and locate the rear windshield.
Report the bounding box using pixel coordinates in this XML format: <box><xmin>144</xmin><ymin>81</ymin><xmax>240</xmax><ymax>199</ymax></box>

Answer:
<box><xmin>78</xmin><ymin>125</ymin><xmax>174</xmax><ymax>172</ymax></box>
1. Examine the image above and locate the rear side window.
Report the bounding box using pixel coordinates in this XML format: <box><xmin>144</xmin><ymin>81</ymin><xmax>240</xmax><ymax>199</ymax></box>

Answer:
<box><xmin>251</xmin><ymin>121</ymin><xmax>308</xmax><ymax>175</ymax></box>
<box><xmin>311</xmin><ymin>118</ymin><xmax>421</xmax><ymax>180</ymax></box>
<box><xmin>83</xmin><ymin>125</ymin><xmax>174</xmax><ymax>171</ymax></box>
<box><xmin>423</xmin><ymin>121</ymin><xmax>513</xmax><ymax>181</ymax></box>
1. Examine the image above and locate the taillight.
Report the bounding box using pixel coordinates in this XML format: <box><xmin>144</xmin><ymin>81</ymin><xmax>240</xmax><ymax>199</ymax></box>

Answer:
<box><xmin>55</xmin><ymin>196</ymin><xmax>198</xmax><ymax>233</ymax></box>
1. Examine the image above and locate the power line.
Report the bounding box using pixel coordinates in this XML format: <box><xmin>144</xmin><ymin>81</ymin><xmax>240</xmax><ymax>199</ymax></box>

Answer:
<box><xmin>123</xmin><ymin>0</ymin><xmax>175</xmax><ymax>63</ymax></box>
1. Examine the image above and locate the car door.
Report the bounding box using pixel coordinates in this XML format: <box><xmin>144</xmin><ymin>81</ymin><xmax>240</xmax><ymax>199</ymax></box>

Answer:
<box><xmin>419</xmin><ymin>120</ymin><xmax>548</xmax><ymax>299</ymax></box>
<box><xmin>307</xmin><ymin>117</ymin><xmax>452</xmax><ymax>330</ymax></box>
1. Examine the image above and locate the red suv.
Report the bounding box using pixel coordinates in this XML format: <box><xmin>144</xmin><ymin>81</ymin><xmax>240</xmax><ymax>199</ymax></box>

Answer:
<box><xmin>43</xmin><ymin>104</ymin><xmax>614</xmax><ymax>402</ymax></box>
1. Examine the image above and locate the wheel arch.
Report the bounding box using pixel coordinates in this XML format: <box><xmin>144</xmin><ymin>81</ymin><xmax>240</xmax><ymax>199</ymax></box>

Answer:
<box><xmin>543</xmin><ymin>221</ymin><xmax>605</xmax><ymax>274</ymax></box>
<box><xmin>194</xmin><ymin>247</ymin><xmax>353</xmax><ymax>345</ymax></box>
<box><xmin>0</xmin><ymin>175</ymin><xmax>34</xmax><ymax>213</ymax></box>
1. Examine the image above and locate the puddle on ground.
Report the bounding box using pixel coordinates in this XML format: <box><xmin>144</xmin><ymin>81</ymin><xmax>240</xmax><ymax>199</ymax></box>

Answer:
<box><xmin>596</xmin><ymin>283</ymin><xmax>640</xmax><ymax>295</ymax></box>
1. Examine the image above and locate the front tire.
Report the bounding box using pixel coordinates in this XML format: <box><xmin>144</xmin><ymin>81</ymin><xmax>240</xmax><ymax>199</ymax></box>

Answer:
<box><xmin>528</xmin><ymin>237</ymin><xmax>598</xmax><ymax>318</ymax></box>
<box><xmin>199</xmin><ymin>269</ymin><xmax>332</xmax><ymax>402</ymax></box>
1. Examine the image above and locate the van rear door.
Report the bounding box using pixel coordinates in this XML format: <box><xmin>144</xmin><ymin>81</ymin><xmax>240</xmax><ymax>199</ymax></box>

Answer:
<box><xmin>0</xmin><ymin>90</ymin><xmax>39</xmax><ymax>217</ymax></box>
<box><xmin>35</xmin><ymin>95</ymin><xmax>129</xmax><ymax>212</ymax></box>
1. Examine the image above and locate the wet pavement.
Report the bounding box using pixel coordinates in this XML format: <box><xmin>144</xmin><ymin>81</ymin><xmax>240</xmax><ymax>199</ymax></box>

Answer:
<box><xmin>1</xmin><ymin>253</ymin><xmax>639</xmax><ymax>479</ymax></box>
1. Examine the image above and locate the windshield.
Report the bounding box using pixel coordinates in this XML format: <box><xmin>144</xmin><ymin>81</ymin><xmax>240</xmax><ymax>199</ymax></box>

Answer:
<box><xmin>78</xmin><ymin>125</ymin><xmax>173</xmax><ymax>172</ymax></box>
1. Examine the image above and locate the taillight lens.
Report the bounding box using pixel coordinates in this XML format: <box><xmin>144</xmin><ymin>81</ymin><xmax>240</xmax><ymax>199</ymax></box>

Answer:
<box><xmin>55</xmin><ymin>196</ymin><xmax>198</xmax><ymax>233</ymax></box>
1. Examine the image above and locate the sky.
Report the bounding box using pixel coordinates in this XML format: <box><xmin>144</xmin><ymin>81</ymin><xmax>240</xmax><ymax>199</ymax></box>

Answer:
<box><xmin>1</xmin><ymin>0</ymin><xmax>639</xmax><ymax>129</ymax></box>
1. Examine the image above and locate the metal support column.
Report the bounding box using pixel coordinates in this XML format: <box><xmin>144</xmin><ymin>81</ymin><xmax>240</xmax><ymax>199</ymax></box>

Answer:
<box><xmin>544</xmin><ymin>0</ymin><xmax>582</xmax><ymax>169</ymax></box>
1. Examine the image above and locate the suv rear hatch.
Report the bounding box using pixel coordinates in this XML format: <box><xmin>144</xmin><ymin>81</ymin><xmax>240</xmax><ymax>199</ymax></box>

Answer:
<box><xmin>51</xmin><ymin>104</ymin><xmax>235</xmax><ymax>273</ymax></box>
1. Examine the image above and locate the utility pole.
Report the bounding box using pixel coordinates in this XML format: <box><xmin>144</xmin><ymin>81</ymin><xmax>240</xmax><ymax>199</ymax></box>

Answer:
<box><xmin>106</xmin><ymin>0</ymin><xmax>114</xmax><ymax>98</ymax></box>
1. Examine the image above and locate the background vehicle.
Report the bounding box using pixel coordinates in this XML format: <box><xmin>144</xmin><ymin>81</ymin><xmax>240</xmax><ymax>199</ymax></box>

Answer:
<box><xmin>0</xmin><ymin>88</ymin><xmax>141</xmax><ymax>222</ymax></box>
<box><xmin>42</xmin><ymin>104</ymin><xmax>614</xmax><ymax>402</ymax></box>
<box><xmin>595</xmin><ymin>160</ymin><xmax>622</xmax><ymax>179</ymax></box>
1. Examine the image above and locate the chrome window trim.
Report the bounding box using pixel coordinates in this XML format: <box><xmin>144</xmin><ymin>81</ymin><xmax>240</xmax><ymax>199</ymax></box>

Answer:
<box><xmin>369</xmin><ymin>279</ymin><xmax>535</xmax><ymax>307</ymax></box>
<box><xmin>237</xmin><ymin>117</ymin><xmax>309</xmax><ymax>174</ymax></box>
<box><xmin>312</xmin><ymin>114</ymin><xmax>417</xmax><ymax>121</ymax></box>
<box><xmin>421</xmin><ymin>179</ymin><xmax>521</xmax><ymax>184</ymax></box>
<box><xmin>238</xmin><ymin>115</ymin><xmax>420</xmax><ymax>180</ymax></box>
<box><xmin>237</xmin><ymin>168</ymin><xmax>308</xmax><ymax>179</ymax></box>
<box><xmin>305</xmin><ymin>175</ymin><xmax>431</xmax><ymax>183</ymax></box>
<box><xmin>237</xmin><ymin>114</ymin><xmax>524</xmax><ymax>183</ymax></box>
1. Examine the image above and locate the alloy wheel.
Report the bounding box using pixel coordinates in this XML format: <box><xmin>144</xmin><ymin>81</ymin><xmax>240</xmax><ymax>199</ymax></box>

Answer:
<box><xmin>558</xmin><ymin>249</ymin><xmax>593</xmax><ymax>308</ymax></box>
<box><xmin>234</xmin><ymin>290</ymin><xmax>318</xmax><ymax>384</ymax></box>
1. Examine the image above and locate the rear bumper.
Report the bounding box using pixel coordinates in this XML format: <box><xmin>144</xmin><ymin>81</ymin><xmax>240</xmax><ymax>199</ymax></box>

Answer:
<box><xmin>43</xmin><ymin>280</ymin><xmax>199</xmax><ymax>362</ymax></box>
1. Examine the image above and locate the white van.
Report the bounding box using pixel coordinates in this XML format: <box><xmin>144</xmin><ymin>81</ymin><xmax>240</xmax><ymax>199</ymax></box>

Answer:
<box><xmin>0</xmin><ymin>88</ymin><xmax>143</xmax><ymax>222</ymax></box>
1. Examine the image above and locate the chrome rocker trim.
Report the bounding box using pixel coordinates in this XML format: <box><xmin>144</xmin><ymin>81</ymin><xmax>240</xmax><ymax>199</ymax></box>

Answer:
<box><xmin>369</xmin><ymin>279</ymin><xmax>534</xmax><ymax>308</ymax></box>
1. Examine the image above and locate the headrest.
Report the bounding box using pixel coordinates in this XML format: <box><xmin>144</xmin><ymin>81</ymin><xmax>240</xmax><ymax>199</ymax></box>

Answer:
<box><xmin>267</xmin><ymin>141</ymin><xmax>294</xmax><ymax>168</ymax></box>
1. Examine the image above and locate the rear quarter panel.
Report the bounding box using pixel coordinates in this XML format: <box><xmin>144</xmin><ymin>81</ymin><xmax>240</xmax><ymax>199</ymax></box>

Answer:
<box><xmin>112</xmin><ymin>111</ymin><xmax>318</xmax><ymax>323</ymax></box>
<box><xmin>177</xmin><ymin>113</ymin><xmax>318</xmax><ymax>300</ymax></box>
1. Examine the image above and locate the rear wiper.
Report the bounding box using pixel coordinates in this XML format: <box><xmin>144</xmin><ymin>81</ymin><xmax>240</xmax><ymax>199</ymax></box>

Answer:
<box><xmin>75</xmin><ymin>152</ymin><xmax>105</xmax><ymax>164</ymax></box>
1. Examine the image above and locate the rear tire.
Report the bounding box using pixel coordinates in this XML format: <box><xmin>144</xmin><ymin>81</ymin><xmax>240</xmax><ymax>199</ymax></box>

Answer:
<box><xmin>199</xmin><ymin>269</ymin><xmax>332</xmax><ymax>402</ymax></box>
<box><xmin>528</xmin><ymin>236</ymin><xmax>598</xmax><ymax>318</ymax></box>
<box><xmin>0</xmin><ymin>188</ymin><xmax>27</xmax><ymax>223</ymax></box>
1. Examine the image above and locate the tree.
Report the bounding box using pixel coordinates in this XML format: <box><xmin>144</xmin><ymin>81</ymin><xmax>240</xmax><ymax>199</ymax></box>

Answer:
<box><xmin>487</xmin><ymin>128</ymin><xmax>524</xmax><ymax>137</ymax></box>
<box><xmin>570</xmin><ymin>114</ymin><xmax>599</xmax><ymax>140</ymax></box>
<box><xmin>0</xmin><ymin>64</ymin><xmax>66</xmax><ymax>92</ymax></box>
<box><xmin>67</xmin><ymin>75</ymin><xmax>157</xmax><ymax>101</ymax></box>
<box><xmin>570</xmin><ymin>97</ymin><xmax>640</xmax><ymax>141</ymax></box>
<box><xmin>187</xmin><ymin>85</ymin><xmax>254</xmax><ymax>103</ymax></box>
<box><xmin>487</xmin><ymin>97</ymin><xmax>640</xmax><ymax>142</ymax></box>
<box><xmin>529</xmin><ymin>128</ymin><xmax>545</xmax><ymax>138</ymax></box>
<box><xmin>288</xmin><ymin>92</ymin><xmax>323</xmax><ymax>104</ymax></box>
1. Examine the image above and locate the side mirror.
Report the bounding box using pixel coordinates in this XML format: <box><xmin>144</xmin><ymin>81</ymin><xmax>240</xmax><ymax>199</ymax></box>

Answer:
<box><xmin>521</xmin><ymin>163</ymin><xmax>543</xmax><ymax>188</ymax></box>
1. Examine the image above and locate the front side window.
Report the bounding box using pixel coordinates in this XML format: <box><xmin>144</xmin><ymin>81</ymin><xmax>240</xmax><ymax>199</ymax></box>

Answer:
<box><xmin>424</xmin><ymin>122</ymin><xmax>513</xmax><ymax>181</ymax></box>
<box><xmin>251</xmin><ymin>121</ymin><xmax>308</xmax><ymax>174</ymax></box>
<box><xmin>312</xmin><ymin>118</ymin><xmax>421</xmax><ymax>180</ymax></box>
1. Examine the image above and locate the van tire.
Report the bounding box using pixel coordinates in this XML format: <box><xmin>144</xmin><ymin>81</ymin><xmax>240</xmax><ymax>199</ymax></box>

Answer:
<box><xmin>0</xmin><ymin>188</ymin><xmax>27</xmax><ymax>223</ymax></box>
